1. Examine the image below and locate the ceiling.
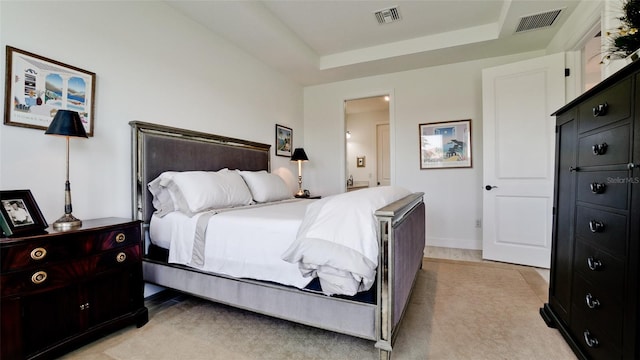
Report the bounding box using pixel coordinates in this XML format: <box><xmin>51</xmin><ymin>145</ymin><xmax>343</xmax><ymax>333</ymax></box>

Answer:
<box><xmin>166</xmin><ymin>0</ymin><xmax>581</xmax><ymax>86</ymax></box>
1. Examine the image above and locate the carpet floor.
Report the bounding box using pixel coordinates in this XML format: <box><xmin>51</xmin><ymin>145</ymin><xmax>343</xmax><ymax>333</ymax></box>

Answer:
<box><xmin>62</xmin><ymin>258</ymin><xmax>576</xmax><ymax>360</ymax></box>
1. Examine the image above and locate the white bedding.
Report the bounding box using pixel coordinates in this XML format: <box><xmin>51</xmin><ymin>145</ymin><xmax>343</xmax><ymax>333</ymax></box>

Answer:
<box><xmin>150</xmin><ymin>199</ymin><xmax>315</xmax><ymax>289</ymax></box>
<box><xmin>149</xmin><ymin>186</ymin><xmax>412</xmax><ymax>296</ymax></box>
<box><xmin>282</xmin><ymin>186</ymin><xmax>411</xmax><ymax>296</ymax></box>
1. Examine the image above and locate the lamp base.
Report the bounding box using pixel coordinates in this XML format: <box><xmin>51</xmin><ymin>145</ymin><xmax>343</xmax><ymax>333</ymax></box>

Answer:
<box><xmin>52</xmin><ymin>213</ymin><xmax>82</xmax><ymax>230</ymax></box>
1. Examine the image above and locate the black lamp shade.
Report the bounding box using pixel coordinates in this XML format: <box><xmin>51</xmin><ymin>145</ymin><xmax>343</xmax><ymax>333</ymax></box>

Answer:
<box><xmin>45</xmin><ymin>110</ymin><xmax>88</xmax><ymax>138</ymax></box>
<box><xmin>291</xmin><ymin>148</ymin><xmax>309</xmax><ymax>161</ymax></box>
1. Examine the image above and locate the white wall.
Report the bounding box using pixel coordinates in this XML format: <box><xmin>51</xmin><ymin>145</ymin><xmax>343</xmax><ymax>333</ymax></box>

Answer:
<box><xmin>0</xmin><ymin>1</ymin><xmax>303</xmax><ymax>224</ymax></box>
<box><xmin>303</xmin><ymin>51</ymin><xmax>545</xmax><ymax>249</ymax></box>
<box><xmin>303</xmin><ymin>0</ymin><xmax>608</xmax><ymax>251</ymax></box>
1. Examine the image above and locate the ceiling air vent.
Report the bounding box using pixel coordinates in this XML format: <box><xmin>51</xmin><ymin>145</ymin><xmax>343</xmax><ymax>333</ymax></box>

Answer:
<box><xmin>374</xmin><ymin>6</ymin><xmax>401</xmax><ymax>24</ymax></box>
<box><xmin>515</xmin><ymin>8</ymin><xmax>562</xmax><ymax>33</ymax></box>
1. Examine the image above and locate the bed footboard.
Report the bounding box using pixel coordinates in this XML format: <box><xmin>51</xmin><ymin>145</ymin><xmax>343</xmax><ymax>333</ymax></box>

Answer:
<box><xmin>374</xmin><ymin>192</ymin><xmax>425</xmax><ymax>359</ymax></box>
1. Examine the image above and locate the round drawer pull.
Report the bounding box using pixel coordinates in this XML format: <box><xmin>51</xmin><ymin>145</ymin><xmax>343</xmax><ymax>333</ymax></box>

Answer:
<box><xmin>585</xmin><ymin>293</ymin><xmax>601</xmax><ymax>309</ymax></box>
<box><xmin>583</xmin><ymin>330</ymin><xmax>599</xmax><ymax>348</ymax></box>
<box><xmin>588</xmin><ymin>220</ymin><xmax>605</xmax><ymax>233</ymax></box>
<box><xmin>30</xmin><ymin>247</ymin><xmax>47</xmax><ymax>260</ymax></box>
<box><xmin>590</xmin><ymin>182</ymin><xmax>606</xmax><ymax>194</ymax></box>
<box><xmin>591</xmin><ymin>143</ymin><xmax>608</xmax><ymax>155</ymax></box>
<box><xmin>587</xmin><ymin>257</ymin><xmax>603</xmax><ymax>271</ymax></box>
<box><xmin>116</xmin><ymin>252</ymin><xmax>127</xmax><ymax>263</ymax></box>
<box><xmin>592</xmin><ymin>102</ymin><xmax>608</xmax><ymax>117</ymax></box>
<box><xmin>31</xmin><ymin>271</ymin><xmax>48</xmax><ymax>284</ymax></box>
<box><xmin>115</xmin><ymin>233</ymin><xmax>126</xmax><ymax>243</ymax></box>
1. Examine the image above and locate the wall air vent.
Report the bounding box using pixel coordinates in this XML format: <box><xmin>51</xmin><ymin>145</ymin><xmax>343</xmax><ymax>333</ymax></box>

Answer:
<box><xmin>515</xmin><ymin>8</ymin><xmax>563</xmax><ymax>33</ymax></box>
<box><xmin>374</xmin><ymin>6</ymin><xmax>401</xmax><ymax>24</ymax></box>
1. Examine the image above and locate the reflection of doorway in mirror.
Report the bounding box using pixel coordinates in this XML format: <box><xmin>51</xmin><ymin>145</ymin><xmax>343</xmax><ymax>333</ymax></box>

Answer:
<box><xmin>344</xmin><ymin>95</ymin><xmax>390</xmax><ymax>189</ymax></box>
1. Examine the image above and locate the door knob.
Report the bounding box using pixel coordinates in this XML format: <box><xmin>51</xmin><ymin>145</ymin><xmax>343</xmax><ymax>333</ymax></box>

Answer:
<box><xmin>485</xmin><ymin>185</ymin><xmax>497</xmax><ymax>191</ymax></box>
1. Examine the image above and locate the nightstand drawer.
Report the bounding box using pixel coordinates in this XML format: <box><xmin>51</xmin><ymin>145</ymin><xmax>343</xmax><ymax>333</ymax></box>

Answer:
<box><xmin>0</xmin><ymin>245</ymin><xmax>141</xmax><ymax>297</ymax></box>
<box><xmin>575</xmin><ymin>206</ymin><xmax>627</xmax><ymax>257</ymax></box>
<box><xmin>578</xmin><ymin>77</ymin><xmax>631</xmax><ymax>134</ymax></box>
<box><xmin>577</xmin><ymin>123</ymin><xmax>631</xmax><ymax>167</ymax></box>
<box><xmin>0</xmin><ymin>224</ymin><xmax>140</xmax><ymax>272</ymax></box>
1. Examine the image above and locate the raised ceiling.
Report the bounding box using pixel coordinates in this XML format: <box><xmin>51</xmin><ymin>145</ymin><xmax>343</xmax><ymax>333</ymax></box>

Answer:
<box><xmin>166</xmin><ymin>0</ymin><xmax>580</xmax><ymax>86</ymax></box>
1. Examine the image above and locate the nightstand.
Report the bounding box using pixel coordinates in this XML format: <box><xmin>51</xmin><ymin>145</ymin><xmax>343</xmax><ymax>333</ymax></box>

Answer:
<box><xmin>295</xmin><ymin>195</ymin><xmax>321</xmax><ymax>199</ymax></box>
<box><xmin>0</xmin><ymin>217</ymin><xmax>148</xmax><ymax>360</ymax></box>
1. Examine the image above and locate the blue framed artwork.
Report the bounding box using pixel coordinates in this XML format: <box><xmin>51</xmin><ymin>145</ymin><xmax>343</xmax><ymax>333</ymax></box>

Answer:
<box><xmin>275</xmin><ymin>124</ymin><xmax>292</xmax><ymax>157</ymax></box>
<box><xmin>419</xmin><ymin>119</ymin><xmax>472</xmax><ymax>169</ymax></box>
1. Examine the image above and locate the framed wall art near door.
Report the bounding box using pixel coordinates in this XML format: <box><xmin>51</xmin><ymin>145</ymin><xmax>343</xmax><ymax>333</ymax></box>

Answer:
<box><xmin>419</xmin><ymin>119</ymin><xmax>472</xmax><ymax>169</ymax></box>
<box><xmin>275</xmin><ymin>124</ymin><xmax>292</xmax><ymax>157</ymax></box>
<box><xmin>0</xmin><ymin>190</ymin><xmax>48</xmax><ymax>237</ymax></box>
<box><xmin>4</xmin><ymin>46</ymin><xmax>96</xmax><ymax>136</ymax></box>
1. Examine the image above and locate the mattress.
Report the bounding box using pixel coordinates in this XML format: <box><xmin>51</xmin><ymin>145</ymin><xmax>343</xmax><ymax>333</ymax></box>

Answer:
<box><xmin>149</xmin><ymin>199</ymin><xmax>315</xmax><ymax>289</ymax></box>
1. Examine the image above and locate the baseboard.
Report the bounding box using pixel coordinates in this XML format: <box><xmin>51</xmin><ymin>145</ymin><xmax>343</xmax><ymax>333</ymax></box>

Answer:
<box><xmin>426</xmin><ymin>236</ymin><xmax>481</xmax><ymax>250</ymax></box>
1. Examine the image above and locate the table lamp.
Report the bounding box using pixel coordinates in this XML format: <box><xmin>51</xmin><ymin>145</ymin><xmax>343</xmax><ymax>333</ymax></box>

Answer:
<box><xmin>45</xmin><ymin>110</ymin><xmax>88</xmax><ymax>230</ymax></box>
<box><xmin>290</xmin><ymin>148</ymin><xmax>309</xmax><ymax>197</ymax></box>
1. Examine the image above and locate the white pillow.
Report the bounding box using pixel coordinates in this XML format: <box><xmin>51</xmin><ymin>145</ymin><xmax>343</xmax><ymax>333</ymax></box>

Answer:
<box><xmin>148</xmin><ymin>169</ymin><xmax>253</xmax><ymax>216</ymax></box>
<box><xmin>148</xmin><ymin>171</ymin><xmax>182</xmax><ymax>217</ymax></box>
<box><xmin>169</xmin><ymin>169</ymin><xmax>253</xmax><ymax>214</ymax></box>
<box><xmin>238</xmin><ymin>170</ymin><xmax>292</xmax><ymax>203</ymax></box>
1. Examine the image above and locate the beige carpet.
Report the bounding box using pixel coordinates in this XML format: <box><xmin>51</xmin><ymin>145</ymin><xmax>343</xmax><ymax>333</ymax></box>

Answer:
<box><xmin>62</xmin><ymin>258</ymin><xmax>577</xmax><ymax>360</ymax></box>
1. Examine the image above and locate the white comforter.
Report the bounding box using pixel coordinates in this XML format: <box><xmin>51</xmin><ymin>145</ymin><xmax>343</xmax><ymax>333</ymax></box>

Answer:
<box><xmin>282</xmin><ymin>186</ymin><xmax>411</xmax><ymax>296</ymax></box>
<box><xmin>150</xmin><ymin>199</ymin><xmax>314</xmax><ymax>289</ymax></box>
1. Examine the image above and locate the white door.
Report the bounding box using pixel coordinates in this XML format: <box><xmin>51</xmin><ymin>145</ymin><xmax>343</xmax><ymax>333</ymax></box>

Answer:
<box><xmin>377</xmin><ymin>123</ymin><xmax>390</xmax><ymax>186</ymax></box>
<box><xmin>482</xmin><ymin>53</ymin><xmax>565</xmax><ymax>268</ymax></box>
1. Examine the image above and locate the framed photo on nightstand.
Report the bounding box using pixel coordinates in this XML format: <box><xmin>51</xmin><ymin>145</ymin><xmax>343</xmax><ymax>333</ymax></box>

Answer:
<box><xmin>0</xmin><ymin>190</ymin><xmax>48</xmax><ymax>237</ymax></box>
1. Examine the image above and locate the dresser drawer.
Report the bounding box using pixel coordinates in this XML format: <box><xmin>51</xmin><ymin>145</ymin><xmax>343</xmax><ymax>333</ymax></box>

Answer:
<box><xmin>0</xmin><ymin>245</ymin><xmax>141</xmax><ymax>297</ymax></box>
<box><xmin>571</xmin><ymin>312</ymin><xmax>622</xmax><ymax>360</ymax></box>
<box><xmin>0</xmin><ymin>225</ymin><xmax>140</xmax><ymax>272</ymax></box>
<box><xmin>576</xmin><ymin>170</ymin><xmax>629</xmax><ymax>210</ymax></box>
<box><xmin>577</xmin><ymin>124</ymin><xmax>631</xmax><ymax>167</ymax></box>
<box><xmin>578</xmin><ymin>77</ymin><xmax>631</xmax><ymax>134</ymax></box>
<box><xmin>573</xmin><ymin>240</ymin><xmax>624</xmax><ymax>301</ymax></box>
<box><xmin>571</xmin><ymin>273</ymin><xmax>623</xmax><ymax>349</ymax></box>
<box><xmin>575</xmin><ymin>206</ymin><xmax>627</xmax><ymax>257</ymax></box>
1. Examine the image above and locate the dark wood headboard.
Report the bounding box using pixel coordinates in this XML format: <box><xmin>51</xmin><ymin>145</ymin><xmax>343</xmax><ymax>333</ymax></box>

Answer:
<box><xmin>130</xmin><ymin>121</ymin><xmax>271</xmax><ymax>224</ymax></box>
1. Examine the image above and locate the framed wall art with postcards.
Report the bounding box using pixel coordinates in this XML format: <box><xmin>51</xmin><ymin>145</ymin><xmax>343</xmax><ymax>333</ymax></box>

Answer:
<box><xmin>4</xmin><ymin>46</ymin><xmax>96</xmax><ymax>136</ymax></box>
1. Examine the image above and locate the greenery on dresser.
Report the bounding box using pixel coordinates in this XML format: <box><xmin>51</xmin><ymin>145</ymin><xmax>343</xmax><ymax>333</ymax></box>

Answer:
<box><xmin>603</xmin><ymin>0</ymin><xmax>640</xmax><ymax>61</ymax></box>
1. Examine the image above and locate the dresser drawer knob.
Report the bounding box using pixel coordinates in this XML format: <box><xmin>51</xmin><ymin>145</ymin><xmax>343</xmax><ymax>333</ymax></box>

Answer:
<box><xmin>79</xmin><ymin>302</ymin><xmax>90</xmax><ymax>310</ymax></box>
<box><xmin>585</xmin><ymin>293</ymin><xmax>601</xmax><ymax>309</ymax></box>
<box><xmin>590</xmin><ymin>182</ymin><xmax>606</xmax><ymax>194</ymax></box>
<box><xmin>592</xmin><ymin>102</ymin><xmax>608</xmax><ymax>117</ymax></box>
<box><xmin>115</xmin><ymin>233</ymin><xmax>126</xmax><ymax>243</ymax></box>
<box><xmin>587</xmin><ymin>257</ymin><xmax>603</xmax><ymax>271</ymax></box>
<box><xmin>30</xmin><ymin>247</ymin><xmax>47</xmax><ymax>260</ymax></box>
<box><xmin>116</xmin><ymin>252</ymin><xmax>127</xmax><ymax>263</ymax></box>
<box><xmin>583</xmin><ymin>330</ymin><xmax>599</xmax><ymax>348</ymax></box>
<box><xmin>591</xmin><ymin>143</ymin><xmax>608</xmax><ymax>155</ymax></box>
<box><xmin>31</xmin><ymin>271</ymin><xmax>48</xmax><ymax>284</ymax></box>
<box><xmin>589</xmin><ymin>220</ymin><xmax>605</xmax><ymax>233</ymax></box>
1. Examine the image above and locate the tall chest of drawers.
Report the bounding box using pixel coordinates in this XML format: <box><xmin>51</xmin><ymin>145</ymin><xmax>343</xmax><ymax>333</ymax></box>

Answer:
<box><xmin>540</xmin><ymin>60</ymin><xmax>640</xmax><ymax>360</ymax></box>
<box><xmin>0</xmin><ymin>218</ymin><xmax>148</xmax><ymax>359</ymax></box>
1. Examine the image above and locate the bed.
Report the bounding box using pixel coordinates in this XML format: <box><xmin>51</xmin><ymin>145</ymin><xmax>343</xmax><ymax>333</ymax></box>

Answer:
<box><xmin>130</xmin><ymin>121</ymin><xmax>426</xmax><ymax>359</ymax></box>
